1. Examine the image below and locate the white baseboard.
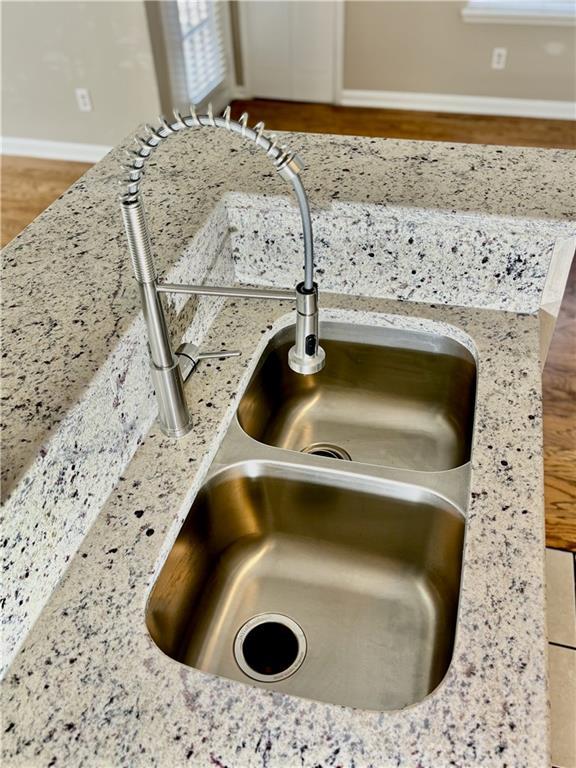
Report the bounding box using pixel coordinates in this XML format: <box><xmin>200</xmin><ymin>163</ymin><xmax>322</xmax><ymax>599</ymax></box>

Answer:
<box><xmin>339</xmin><ymin>89</ymin><xmax>576</xmax><ymax>120</ymax></box>
<box><xmin>0</xmin><ymin>137</ymin><xmax>112</xmax><ymax>162</ymax></box>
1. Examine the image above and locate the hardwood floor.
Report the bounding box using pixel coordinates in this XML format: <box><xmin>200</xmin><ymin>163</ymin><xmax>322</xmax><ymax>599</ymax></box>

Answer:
<box><xmin>231</xmin><ymin>98</ymin><xmax>576</xmax><ymax>148</ymax></box>
<box><xmin>543</xmin><ymin>257</ymin><xmax>576</xmax><ymax>550</ymax></box>
<box><xmin>1</xmin><ymin>156</ymin><xmax>92</xmax><ymax>247</ymax></box>
<box><xmin>2</xmin><ymin>102</ymin><xmax>575</xmax><ymax>548</ymax></box>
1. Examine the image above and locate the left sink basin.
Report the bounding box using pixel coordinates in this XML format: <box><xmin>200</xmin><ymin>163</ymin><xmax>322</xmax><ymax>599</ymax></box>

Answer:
<box><xmin>146</xmin><ymin>461</ymin><xmax>464</xmax><ymax>711</ymax></box>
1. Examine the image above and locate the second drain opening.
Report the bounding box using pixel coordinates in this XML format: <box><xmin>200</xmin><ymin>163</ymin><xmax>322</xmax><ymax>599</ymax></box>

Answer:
<box><xmin>234</xmin><ymin>614</ymin><xmax>307</xmax><ymax>682</ymax></box>
<box><xmin>301</xmin><ymin>442</ymin><xmax>352</xmax><ymax>461</ymax></box>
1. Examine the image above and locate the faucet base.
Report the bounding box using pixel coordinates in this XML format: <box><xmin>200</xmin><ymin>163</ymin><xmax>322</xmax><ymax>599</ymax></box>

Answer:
<box><xmin>159</xmin><ymin>419</ymin><xmax>194</xmax><ymax>439</ymax></box>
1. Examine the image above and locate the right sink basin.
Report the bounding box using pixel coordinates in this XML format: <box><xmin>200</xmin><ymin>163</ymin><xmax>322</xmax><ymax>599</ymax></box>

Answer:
<box><xmin>238</xmin><ymin>321</ymin><xmax>477</xmax><ymax>472</ymax></box>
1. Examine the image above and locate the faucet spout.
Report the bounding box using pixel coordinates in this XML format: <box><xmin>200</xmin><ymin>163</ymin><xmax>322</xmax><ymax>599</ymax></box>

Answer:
<box><xmin>120</xmin><ymin>106</ymin><xmax>325</xmax><ymax>438</ymax></box>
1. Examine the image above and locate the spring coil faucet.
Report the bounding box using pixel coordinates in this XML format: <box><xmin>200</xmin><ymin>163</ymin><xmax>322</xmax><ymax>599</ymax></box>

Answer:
<box><xmin>120</xmin><ymin>104</ymin><xmax>325</xmax><ymax>438</ymax></box>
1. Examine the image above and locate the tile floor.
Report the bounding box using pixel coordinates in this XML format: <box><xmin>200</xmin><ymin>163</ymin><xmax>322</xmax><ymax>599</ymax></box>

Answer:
<box><xmin>547</xmin><ymin>548</ymin><xmax>576</xmax><ymax>768</ymax></box>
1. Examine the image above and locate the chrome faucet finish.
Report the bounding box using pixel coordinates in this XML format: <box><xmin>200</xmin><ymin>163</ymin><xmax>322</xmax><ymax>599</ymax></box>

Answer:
<box><xmin>120</xmin><ymin>105</ymin><xmax>325</xmax><ymax>438</ymax></box>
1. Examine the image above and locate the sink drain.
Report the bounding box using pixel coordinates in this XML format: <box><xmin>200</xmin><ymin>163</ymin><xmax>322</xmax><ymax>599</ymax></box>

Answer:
<box><xmin>301</xmin><ymin>442</ymin><xmax>352</xmax><ymax>461</ymax></box>
<box><xmin>233</xmin><ymin>613</ymin><xmax>307</xmax><ymax>682</ymax></box>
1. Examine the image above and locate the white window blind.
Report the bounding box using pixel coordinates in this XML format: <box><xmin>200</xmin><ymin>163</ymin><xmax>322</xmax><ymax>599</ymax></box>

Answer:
<box><xmin>160</xmin><ymin>0</ymin><xmax>227</xmax><ymax>107</ymax></box>
<box><xmin>462</xmin><ymin>0</ymin><xmax>576</xmax><ymax>24</ymax></box>
<box><xmin>177</xmin><ymin>0</ymin><xmax>226</xmax><ymax>103</ymax></box>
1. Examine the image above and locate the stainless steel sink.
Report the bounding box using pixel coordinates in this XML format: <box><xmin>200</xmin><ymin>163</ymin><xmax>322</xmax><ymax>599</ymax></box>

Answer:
<box><xmin>238</xmin><ymin>322</ymin><xmax>477</xmax><ymax>471</ymax></box>
<box><xmin>146</xmin><ymin>320</ymin><xmax>474</xmax><ymax>711</ymax></box>
<box><xmin>146</xmin><ymin>462</ymin><xmax>464</xmax><ymax>711</ymax></box>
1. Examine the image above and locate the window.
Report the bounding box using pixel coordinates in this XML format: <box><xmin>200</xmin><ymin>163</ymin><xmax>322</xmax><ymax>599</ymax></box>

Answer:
<box><xmin>155</xmin><ymin>0</ymin><xmax>231</xmax><ymax>110</ymax></box>
<box><xmin>176</xmin><ymin>0</ymin><xmax>226</xmax><ymax>104</ymax></box>
<box><xmin>462</xmin><ymin>0</ymin><xmax>576</xmax><ymax>25</ymax></box>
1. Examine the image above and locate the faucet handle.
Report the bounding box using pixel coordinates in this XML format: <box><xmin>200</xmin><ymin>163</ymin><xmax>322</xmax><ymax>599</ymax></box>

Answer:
<box><xmin>176</xmin><ymin>343</ymin><xmax>240</xmax><ymax>382</ymax></box>
<box><xmin>195</xmin><ymin>349</ymin><xmax>241</xmax><ymax>362</ymax></box>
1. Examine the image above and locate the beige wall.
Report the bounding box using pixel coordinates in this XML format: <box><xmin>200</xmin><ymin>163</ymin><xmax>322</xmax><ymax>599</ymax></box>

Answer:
<box><xmin>344</xmin><ymin>1</ymin><xmax>576</xmax><ymax>101</ymax></box>
<box><xmin>2</xmin><ymin>1</ymin><xmax>161</xmax><ymax>145</ymax></box>
<box><xmin>2</xmin><ymin>0</ymin><xmax>574</xmax><ymax>148</ymax></box>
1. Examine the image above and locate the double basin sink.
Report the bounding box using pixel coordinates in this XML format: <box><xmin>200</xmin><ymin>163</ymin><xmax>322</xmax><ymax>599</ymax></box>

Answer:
<box><xmin>146</xmin><ymin>321</ymin><xmax>477</xmax><ymax>711</ymax></box>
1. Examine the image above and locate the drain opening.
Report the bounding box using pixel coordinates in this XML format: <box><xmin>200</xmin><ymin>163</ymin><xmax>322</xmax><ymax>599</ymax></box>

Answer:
<box><xmin>301</xmin><ymin>442</ymin><xmax>352</xmax><ymax>461</ymax></box>
<box><xmin>234</xmin><ymin>613</ymin><xmax>306</xmax><ymax>682</ymax></box>
<box><xmin>243</xmin><ymin>622</ymin><xmax>298</xmax><ymax>675</ymax></box>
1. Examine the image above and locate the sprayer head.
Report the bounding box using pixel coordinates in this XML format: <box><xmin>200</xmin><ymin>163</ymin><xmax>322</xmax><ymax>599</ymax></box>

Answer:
<box><xmin>288</xmin><ymin>282</ymin><xmax>326</xmax><ymax>375</ymax></box>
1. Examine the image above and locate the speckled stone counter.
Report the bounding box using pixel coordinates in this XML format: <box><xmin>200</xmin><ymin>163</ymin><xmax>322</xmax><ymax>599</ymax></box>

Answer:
<box><xmin>1</xmin><ymin>127</ymin><xmax>574</xmax><ymax>767</ymax></box>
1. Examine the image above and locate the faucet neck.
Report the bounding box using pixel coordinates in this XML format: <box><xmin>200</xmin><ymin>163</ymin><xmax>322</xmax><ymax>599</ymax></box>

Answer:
<box><xmin>121</xmin><ymin>105</ymin><xmax>315</xmax><ymax>291</ymax></box>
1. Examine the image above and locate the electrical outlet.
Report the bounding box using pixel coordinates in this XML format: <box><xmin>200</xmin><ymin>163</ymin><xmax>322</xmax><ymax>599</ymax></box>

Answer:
<box><xmin>75</xmin><ymin>87</ymin><xmax>93</xmax><ymax>112</ymax></box>
<box><xmin>491</xmin><ymin>47</ymin><xmax>507</xmax><ymax>70</ymax></box>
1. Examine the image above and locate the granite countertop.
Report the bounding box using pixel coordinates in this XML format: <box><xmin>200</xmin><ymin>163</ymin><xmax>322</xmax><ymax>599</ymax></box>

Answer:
<box><xmin>1</xmin><ymin>127</ymin><xmax>575</xmax><ymax>767</ymax></box>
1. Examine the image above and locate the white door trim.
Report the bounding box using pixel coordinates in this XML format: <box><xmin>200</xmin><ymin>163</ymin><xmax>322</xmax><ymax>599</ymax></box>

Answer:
<box><xmin>235</xmin><ymin>0</ymin><xmax>253</xmax><ymax>99</ymax></box>
<box><xmin>332</xmin><ymin>0</ymin><xmax>345</xmax><ymax>103</ymax></box>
